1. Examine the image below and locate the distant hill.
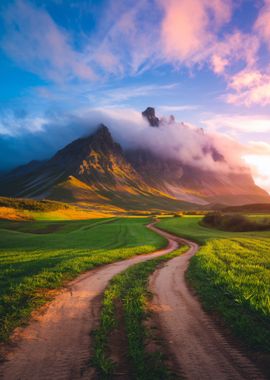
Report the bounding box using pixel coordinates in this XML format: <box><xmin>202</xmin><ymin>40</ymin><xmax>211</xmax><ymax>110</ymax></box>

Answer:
<box><xmin>0</xmin><ymin>107</ymin><xmax>269</xmax><ymax>212</ymax></box>
<box><xmin>222</xmin><ymin>203</ymin><xmax>270</xmax><ymax>213</ymax></box>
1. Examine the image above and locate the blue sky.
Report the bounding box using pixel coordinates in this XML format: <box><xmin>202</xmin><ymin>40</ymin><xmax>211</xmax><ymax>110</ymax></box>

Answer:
<box><xmin>0</xmin><ymin>0</ymin><xmax>270</xmax><ymax>191</ymax></box>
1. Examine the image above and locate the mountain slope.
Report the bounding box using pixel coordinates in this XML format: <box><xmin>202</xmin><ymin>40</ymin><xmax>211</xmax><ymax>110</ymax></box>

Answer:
<box><xmin>126</xmin><ymin>148</ymin><xmax>269</xmax><ymax>206</ymax></box>
<box><xmin>0</xmin><ymin>125</ymin><xmax>198</xmax><ymax>212</ymax></box>
<box><xmin>0</xmin><ymin>109</ymin><xmax>269</xmax><ymax>211</ymax></box>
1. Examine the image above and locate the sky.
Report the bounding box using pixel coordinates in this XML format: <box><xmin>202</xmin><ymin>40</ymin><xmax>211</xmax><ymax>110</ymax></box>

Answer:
<box><xmin>0</xmin><ymin>0</ymin><xmax>270</xmax><ymax>193</ymax></box>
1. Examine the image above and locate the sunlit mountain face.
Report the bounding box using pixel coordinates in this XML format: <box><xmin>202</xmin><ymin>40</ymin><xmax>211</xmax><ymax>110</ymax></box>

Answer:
<box><xmin>0</xmin><ymin>1</ymin><xmax>269</xmax><ymax>195</ymax></box>
<box><xmin>1</xmin><ymin>109</ymin><xmax>269</xmax><ymax>211</ymax></box>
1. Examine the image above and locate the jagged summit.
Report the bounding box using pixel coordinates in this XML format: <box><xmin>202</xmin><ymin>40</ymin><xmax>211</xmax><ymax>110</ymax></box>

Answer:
<box><xmin>51</xmin><ymin>123</ymin><xmax>118</xmax><ymax>165</ymax></box>
<box><xmin>93</xmin><ymin>124</ymin><xmax>112</xmax><ymax>142</ymax></box>
<box><xmin>0</xmin><ymin>112</ymin><xmax>269</xmax><ymax>209</ymax></box>
<box><xmin>89</xmin><ymin>124</ymin><xmax>120</xmax><ymax>152</ymax></box>
<box><xmin>142</xmin><ymin>107</ymin><xmax>160</xmax><ymax>127</ymax></box>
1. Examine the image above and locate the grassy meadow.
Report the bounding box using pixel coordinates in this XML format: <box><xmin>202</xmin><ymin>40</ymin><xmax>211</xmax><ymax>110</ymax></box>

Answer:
<box><xmin>157</xmin><ymin>216</ymin><xmax>270</xmax><ymax>352</ymax></box>
<box><xmin>0</xmin><ymin>217</ymin><xmax>166</xmax><ymax>341</ymax></box>
<box><xmin>1</xmin><ymin>204</ymin><xmax>270</xmax><ymax>362</ymax></box>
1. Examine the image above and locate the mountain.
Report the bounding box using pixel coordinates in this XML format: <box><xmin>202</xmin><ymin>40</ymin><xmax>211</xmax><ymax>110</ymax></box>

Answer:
<box><xmin>0</xmin><ymin>124</ymin><xmax>197</xmax><ymax>212</ymax></box>
<box><xmin>0</xmin><ymin>108</ymin><xmax>269</xmax><ymax>212</ymax></box>
<box><xmin>126</xmin><ymin>148</ymin><xmax>269</xmax><ymax>206</ymax></box>
<box><xmin>127</xmin><ymin>108</ymin><xmax>269</xmax><ymax>206</ymax></box>
<box><xmin>142</xmin><ymin>107</ymin><xmax>160</xmax><ymax>127</ymax></box>
<box><xmin>222</xmin><ymin>203</ymin><xmax>270</xmax><ymax>213</ymax></box>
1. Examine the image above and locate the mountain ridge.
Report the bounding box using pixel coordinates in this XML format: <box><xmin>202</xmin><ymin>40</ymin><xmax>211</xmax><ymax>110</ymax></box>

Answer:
<box><xmin>0</xmin><ymin>109</ymin><xmax>269</xmax><ymax>211</ymax></box>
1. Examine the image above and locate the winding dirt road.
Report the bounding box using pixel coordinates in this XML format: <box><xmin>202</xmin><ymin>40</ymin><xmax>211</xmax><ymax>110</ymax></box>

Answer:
<box><xmin>0</xmin><ymin>223</ymin><xmax>265</xmax><ymax>380</ymax></box>
<box><xmin>149</xmin><ymin>224</ymin><xmax>265</xmax><ymax>380</ymax></box>
<box><xmin>0</xmin><ymin>223</ymin><xmax>178</xmax><ymax>380</ymax></box>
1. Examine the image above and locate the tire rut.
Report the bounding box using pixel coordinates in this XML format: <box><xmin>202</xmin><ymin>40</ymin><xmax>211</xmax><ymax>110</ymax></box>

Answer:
<box><xmin>0</xmin><ymin>223</ymin><xmax>177</xmax><ymax>380</ymax></box>
<box><xmin>148</xmin><ymin>224</ymin><xmax>266</xmax><ymax>380</ymax></box>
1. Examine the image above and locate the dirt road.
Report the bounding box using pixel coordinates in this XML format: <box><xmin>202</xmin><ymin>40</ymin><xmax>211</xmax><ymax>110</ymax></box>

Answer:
<box><xmin>149</xmin><ymin>225</ymin><xmax>265</xmax><ymax>380</ymax></box>
<box><xmin>0</xmin><ymin>223</ymin><xmax>265</xmax><ymax>380</ymax></box>
<box><xmin>0</xmin><ymin>223</ymin><xmax>178</xmax><ymax>380</ymax></box>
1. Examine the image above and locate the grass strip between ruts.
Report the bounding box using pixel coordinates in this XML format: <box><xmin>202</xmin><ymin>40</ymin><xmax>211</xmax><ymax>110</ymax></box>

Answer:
<box><xmin>92</xmin><ymin>245</ymin><xmax>188</xmax><ymax>380</ymax></box>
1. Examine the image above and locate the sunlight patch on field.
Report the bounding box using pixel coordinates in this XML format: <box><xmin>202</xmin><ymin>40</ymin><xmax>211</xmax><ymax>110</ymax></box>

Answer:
<box><xmin>0</xmin><ymin>206</ymin><xmax>117</xmax><ymax>221</ymax></box>
<box><xmin>27</xmin><ymin>208</ymin><xmax>117</xmax><ymax>220</ymax></box>
<box><xmin>0</xmin><ymin>207</ymin><xmax>32</xmax><ymax>221</ymax></box>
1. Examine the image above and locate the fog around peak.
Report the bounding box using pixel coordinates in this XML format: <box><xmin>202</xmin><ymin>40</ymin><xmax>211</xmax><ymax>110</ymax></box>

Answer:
<box><xmin>0</xmin><ymin>107</ymin><xmax>247</xmax><ymax>174</ymax></box>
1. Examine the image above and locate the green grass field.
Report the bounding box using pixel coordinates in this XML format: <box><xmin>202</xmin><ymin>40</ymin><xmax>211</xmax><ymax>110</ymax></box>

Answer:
<box><xmin>157</xmin><ymin>216</ymin><xmax>270</xmax><ymax>352</ymax></box>
<box><xmin>0</xmin><ymin>218</ymin><xmax>166</xmax><ymax>341</ymax></box>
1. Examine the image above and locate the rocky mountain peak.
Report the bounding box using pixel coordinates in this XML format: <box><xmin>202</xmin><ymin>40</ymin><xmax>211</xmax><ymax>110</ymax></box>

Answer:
<box><xmin>92</xmin><ymin>124</ymin><xmax>114</xmax><ymax>145</ymax></box>
<box><xmin>90</xmin><ymin>124</ymin><xmax>123</xmax><ymax>157</ymax></box>
<box><xmin>1</xmin><ymin>111</ymin><xmax>269</xmax><ymax>207</ymax></box>
<box><xmin>94</xmin><ymin>123</ymin><xmax>111</xmax><ymax>138</ymax></box>
<box><xmin>142</xmin><ymin>107</ymin><xmax>160</xmax><ymax>127</ymax></box>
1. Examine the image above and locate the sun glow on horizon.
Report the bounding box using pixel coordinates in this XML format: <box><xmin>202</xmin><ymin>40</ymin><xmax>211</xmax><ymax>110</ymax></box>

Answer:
<box><xmin>243</xmin><ymin>155</ymin><xmax>270</xmax><ymax>194</ymax></box>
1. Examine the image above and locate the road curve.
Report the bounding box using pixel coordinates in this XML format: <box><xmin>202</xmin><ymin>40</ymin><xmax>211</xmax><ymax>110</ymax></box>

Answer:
<box><xmin>149</xmin><ymin>224</ymin><xmax>265</xmax><ymax>380</ymax></box>
<box><xmin>0</xmin><ymin>223</ymin><xmax>178</xmax><ymax>380</ymax></box>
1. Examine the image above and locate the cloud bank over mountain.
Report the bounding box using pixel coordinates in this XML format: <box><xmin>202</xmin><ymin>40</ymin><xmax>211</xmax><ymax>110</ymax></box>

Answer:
<box><xmin>0</xmin><ymin>107</ymin><xmax>247</xmax><ymax>176</ymax></box>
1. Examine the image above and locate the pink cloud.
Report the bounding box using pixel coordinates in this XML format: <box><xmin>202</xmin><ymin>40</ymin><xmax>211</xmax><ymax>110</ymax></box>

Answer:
<box><xmin>156</xmin><ymin>0</ymin><xmax>270</xmax><ymax>107</ymax></box>
<box><xmin>229</xmin><ymin>70</ymin><xmax>262</xmax><ymax>91</ymax></box>
<box><xmin>1</xmin><ymin>0</ymin><xmax>270</xmax><ymax>107</ymax></box>
<box><xmin>157</xmin><ymin>0</ymin><xmax>260</xmax><ymax>88</ymax></box>
<box><xmin>211</xmin><ymin>32</ymin><xmax>259</xmax><ymax>75</ymax></box>
<box><xmin>227</xmin><ymin>70</ymin><xmax>270</xmax><ymax>106</ymax></box>
<box><xmin>211</xmin><ymin>55</ymin><xmax>229</xmax><ymax>74</ymax></box>
<box><xmin>255</xmin><ymin>0</ymin><xmax>270</xmax><ymax>50</ymax></box>
<box><xmin>158</xmin><ymin>0</ymin><xmax>232</xmax><ymax>63</ymax></box>
<box><xmin>223</xmin><ymin>1</ymin><xmax>270</xmax><ymax>106</ymax></box>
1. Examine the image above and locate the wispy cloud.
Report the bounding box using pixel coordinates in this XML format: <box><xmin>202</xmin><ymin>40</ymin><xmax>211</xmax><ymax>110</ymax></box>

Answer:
<box><xmin>226</xmin><ymin>70</ymin><xmax>270</xmax><ymax>106</ymax></box>
<box><xmin>1</xmin><ymin>0</ymin><xmax>270</xmax><ymax>111</ymax></box>
<box><xmin>203</xmin><ymin>114</ymin><xmax>270</xmax><ymax>134</ymax></box>
<box><xmin>1</xmin><ymin>0</ymin><xmax>95</xmax><ymax>82</ymax></box>
<box><xmin>0</xmin><ymin>0</ymin><xmax>257</xmax><ymax>86</ymax></box>
<box><xmin>0</xmin><ymin>82</ymin><xmax>179</xmax><ymax>137</ymax></box>
<box><xmin>158</xmin><ymin>105</ymin><xmax>198</xmax><ymax>112</ymax></box>
<box><xmin>98</xmin><ymin>83</ymin><xmax>179</xmax><ymax>104</ymax></box>
<box><xmin>86</xmin><ymin>0</ymin><xmax>161</xmax><ymax>77</ymax></box>
<box><xmin>222</xmin><ymin>0</ymin><xmax>270</xmax><ymax>107</ymax></box>
<box><xmin>254</xmin><ymin>0</ymin><xmax>270</xmax><ymax>50</ymax></box>
<box><xmin>0</xmin><ymin>109</ymin><xmax>48</xmax><ymax>136</ymax></box>
<box><xmin>26</xmin><ymin>82</ymin><xmax>181</xmax><ymax>111</ymax></box>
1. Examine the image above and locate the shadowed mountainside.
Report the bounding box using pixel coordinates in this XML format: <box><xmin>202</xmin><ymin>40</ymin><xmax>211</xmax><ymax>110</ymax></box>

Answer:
<box><xmin>0</xmin><ymin>108</ymin><xmax>269</xmax><ymax>211</ymax></box>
